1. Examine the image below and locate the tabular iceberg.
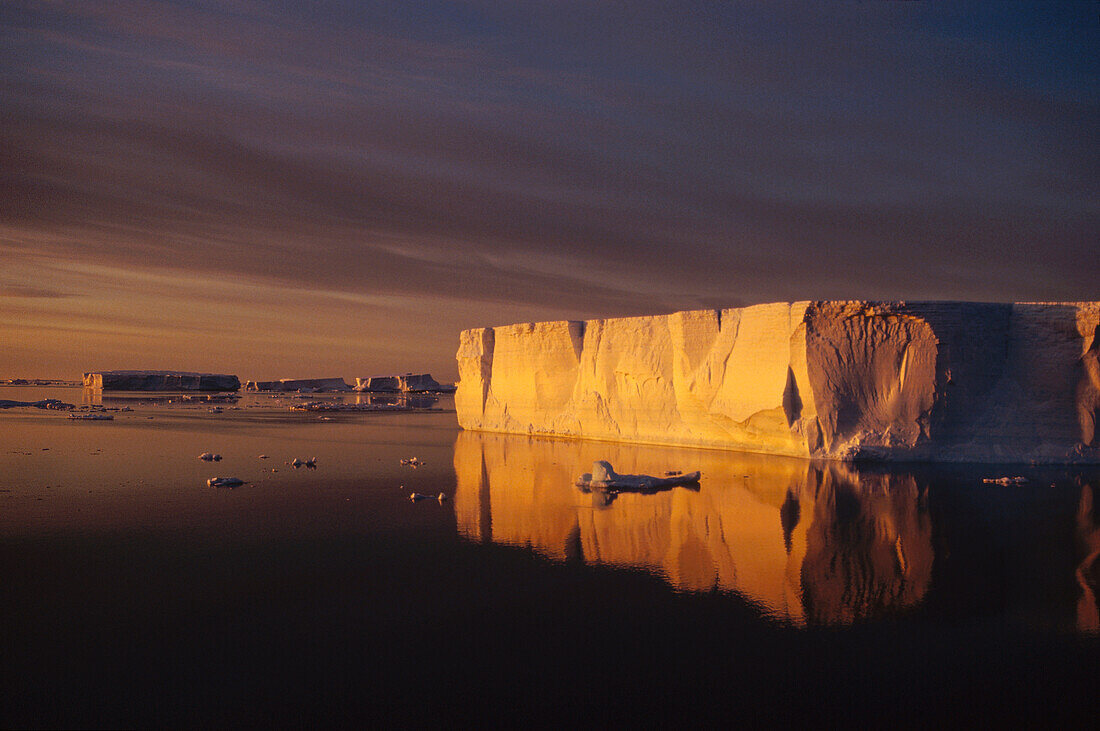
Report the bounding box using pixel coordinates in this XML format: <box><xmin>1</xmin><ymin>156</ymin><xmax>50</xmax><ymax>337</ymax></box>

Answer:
<box><xmin>455</xmin><ymin>301</ymin><xmax>1100</xmax><ymax>463</ymax></box>
<box><xmin>84</xmin><ymin>370</ymin><xmax>241</xmax><ymax>391</ymax></box>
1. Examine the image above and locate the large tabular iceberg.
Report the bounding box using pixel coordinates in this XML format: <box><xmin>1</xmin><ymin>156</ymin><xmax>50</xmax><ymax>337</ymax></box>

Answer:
<box><xmin>455</xmin><ymin>301</ymin><xmax>1100</xmax><ymax>463</ymax></box>
<box><xmin>84</xmin><ymin>370</ymin><xmax>240</xmax><ymax>391</ymax></box>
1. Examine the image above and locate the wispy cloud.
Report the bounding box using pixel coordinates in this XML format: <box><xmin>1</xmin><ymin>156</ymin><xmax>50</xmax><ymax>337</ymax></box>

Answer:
<box><xmin>0</xmin><ymin>1</ymin><xmax>1096</xmax><ymax>377</ymax></box>
<box><xmin>0</xmin><ymin>285</ymin><xmax>73</xmax><ymax>299</ymax></box>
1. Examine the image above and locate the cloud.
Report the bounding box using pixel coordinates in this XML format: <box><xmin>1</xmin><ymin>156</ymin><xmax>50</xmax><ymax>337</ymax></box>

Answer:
<box><xmin>0</xmin><ymin>1</ymin><xmax>1096</xmax><ymax>377</ymax></box>
<box><xmin>0</xmin><ymin>285</ymin><xmax>73</xmax><ymax>299</ymax></box>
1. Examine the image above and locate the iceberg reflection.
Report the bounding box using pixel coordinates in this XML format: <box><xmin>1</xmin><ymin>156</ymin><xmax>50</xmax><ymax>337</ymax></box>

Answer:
<box><xmin>453</xmin><ymin>431</ymin><xmax>932</xmax><ymax>626</ymax></box>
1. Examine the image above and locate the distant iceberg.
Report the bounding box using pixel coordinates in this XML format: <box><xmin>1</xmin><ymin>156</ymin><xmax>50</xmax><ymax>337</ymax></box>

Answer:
<box><xmin>243</xmin><ymin>377</ymin><xmax>349</xmax><ymax>392</ymax></box>
<box><xmin>84</xmin><ymin>371</ymin><xmax>240</xmax><ymax>391</ymax></box>
<box><xmin>354</xmin><ymin>374</ymin><xmax>455</xmax><ymax>393</ymax></box>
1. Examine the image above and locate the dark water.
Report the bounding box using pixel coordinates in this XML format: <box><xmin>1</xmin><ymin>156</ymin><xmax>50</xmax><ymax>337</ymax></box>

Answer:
<box><xmin>1</xmin><ymin>387</ymin><xmax>1098</xmax><ymax>726</ymax></box>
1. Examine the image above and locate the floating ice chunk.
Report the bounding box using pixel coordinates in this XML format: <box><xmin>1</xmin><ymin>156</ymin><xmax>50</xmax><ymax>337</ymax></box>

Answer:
<box><xmin>198</xmin><ymin>452</ymin><xmax>222</xmax><ymax>462</ymax></box>
<box><xmin>291</xmin><ymin>402</ymin><xmax>413</xmax><ymax>412</ymax></box>
<box><xmin>982</xmin><ymin>476</ymin><xmax>1028</xmax><ymax>485</ymax></box>
<box><xmin>575</xmin><ymin>461</ymin><xmax>701</xmax><ymax>492</ymax></box>
<box><xmin>207</xmin><ymin>476</ymin><xmax>244</xmax><ymax>488</ymax></box>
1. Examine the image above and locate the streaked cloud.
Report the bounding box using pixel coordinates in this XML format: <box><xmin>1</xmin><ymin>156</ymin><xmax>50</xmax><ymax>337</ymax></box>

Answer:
<box><xmin>1</xmin><ymin>1</ymin><xmax>1096</xmax><ymax>379</ymax></box>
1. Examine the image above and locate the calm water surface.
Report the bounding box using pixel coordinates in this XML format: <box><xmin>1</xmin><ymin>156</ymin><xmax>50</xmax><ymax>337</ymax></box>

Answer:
<box><xmin>2</xmin><ymin>387</ymin><xmax>1098</xmax><ymax>726</ymax></box>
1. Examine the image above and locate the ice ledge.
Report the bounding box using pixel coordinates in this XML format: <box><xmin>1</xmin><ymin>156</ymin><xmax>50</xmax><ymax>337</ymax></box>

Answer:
<box><xmin>454</xmin><ymin>301</ymin><xmax>1100</xmax><ymax>464</ymax></box>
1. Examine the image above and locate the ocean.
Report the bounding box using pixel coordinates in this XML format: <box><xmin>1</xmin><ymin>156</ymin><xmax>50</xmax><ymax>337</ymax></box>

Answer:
<box><xmin>1</xmin><ymin>386</ymin><xmax>1097</xmax><ymax>726</ymax></box>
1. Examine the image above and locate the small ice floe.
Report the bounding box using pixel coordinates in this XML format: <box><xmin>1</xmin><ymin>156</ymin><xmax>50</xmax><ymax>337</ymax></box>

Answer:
<box><xmin>207</xmin><ymin>476</ymin><xmax>244</xmax><ymax>488</ymax></box>
<box><xmin>292</xmin><ymin>402</ymin><xmax>413</xmax><ymax>413</ymax></box>
<box><xmin>982</xmin><ymin>476</ymin><xmax>1028</xmax><ymax>485</ymax></box>
<box><xmin>198</xmin><ymin>452</ymin><xmax>222</xmax><ymax>462</ymax></box>
<box><xmin>400</xmin><ymin>457</ymin><xmax>423</xmax><ymax>467</ymax></box>
<box><xmin>575</xmin><ymin>461</ymin><xmax>701</xmax><ymax>493</ymax></box>
<box><xmin>409</xmin><ymin>492</ymin><xmax>431</xmax><ymax>501</ymax></box>
<box><xmin>68</xmin><ymin>412</ymin><xmax>113</xmax><ymax>420</ymax></box>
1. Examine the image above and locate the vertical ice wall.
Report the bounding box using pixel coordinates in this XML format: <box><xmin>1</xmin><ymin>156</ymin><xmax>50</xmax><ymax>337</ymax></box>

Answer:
<box><xmin>456</xmin><ymin>301</ymin><xmax>1100</xmax><ymax>463</ymax></box>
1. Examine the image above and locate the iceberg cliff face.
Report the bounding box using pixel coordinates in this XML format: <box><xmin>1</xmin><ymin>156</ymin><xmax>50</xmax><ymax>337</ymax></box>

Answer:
<box><xmin>455</xmin><ymin>301</ymin><xmax>1100</xmax><ymax>463</ymax></box>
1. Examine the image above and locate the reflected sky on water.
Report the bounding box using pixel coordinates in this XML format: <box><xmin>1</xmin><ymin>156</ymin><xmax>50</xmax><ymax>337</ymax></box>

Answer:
<box><xmin>2</xmin><ymin>386</ymin><xmax>1098</xmax><ymax>725</ymax></box>
<box><xmin>2</xmin><ymin>386</ymin><xmax>1097</xmax><ymax>633</ymax></box>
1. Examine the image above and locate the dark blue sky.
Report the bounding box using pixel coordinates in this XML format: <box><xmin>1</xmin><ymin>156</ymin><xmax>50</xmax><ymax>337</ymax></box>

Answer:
<box><xmin>1</xmin><ymin>1</ymin><xmax>1096</xmax><ymax>378</ymax></box>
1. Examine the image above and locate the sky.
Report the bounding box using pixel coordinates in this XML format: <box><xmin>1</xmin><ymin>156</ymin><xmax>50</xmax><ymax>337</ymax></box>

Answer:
<box><xmin>1</xmin><ymin>1</ymin><xmax>1097</xmax><ymax>382</ymax></box>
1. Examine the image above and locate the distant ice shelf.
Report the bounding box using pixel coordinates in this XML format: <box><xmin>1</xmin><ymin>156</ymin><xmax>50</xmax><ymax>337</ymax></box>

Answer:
<box><xmin>455</xmin><ymin>301</ymin><xmax>1100</xmax><ymax>464</ymax></box>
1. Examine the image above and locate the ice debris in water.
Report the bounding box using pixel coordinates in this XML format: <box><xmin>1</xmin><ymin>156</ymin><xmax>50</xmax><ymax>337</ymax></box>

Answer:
<box><xmin>199</xmin><ymin>452</ymin><xmax>222</xmax><ymax>462</ymax></box>
<box><xmin>207</xmin><ymin>477</ymin><xmax>244</xmax><ymax>488</ymax></box>
<box><xmin>982</xmin><ymin>476</ymin><xmax>1028</xmax><ymax>485</ymax></box>
<box><xmin>575</xmin><ymin>461</ymin><xmax>701</xmax><ymax>491</ymax></box>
